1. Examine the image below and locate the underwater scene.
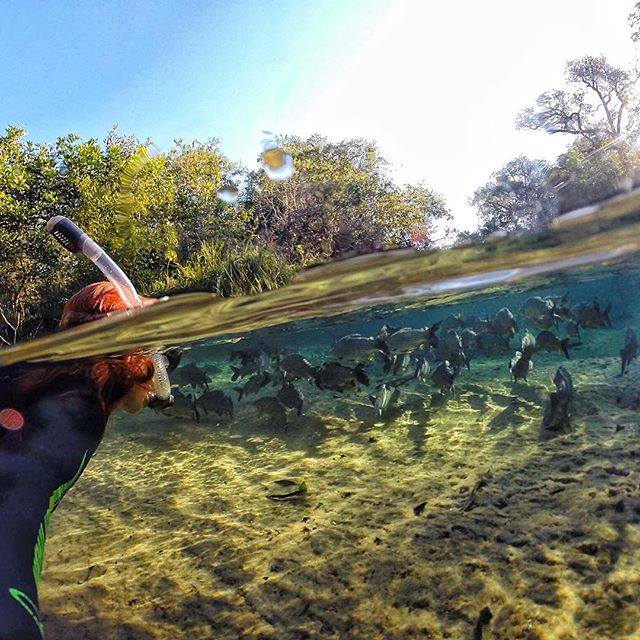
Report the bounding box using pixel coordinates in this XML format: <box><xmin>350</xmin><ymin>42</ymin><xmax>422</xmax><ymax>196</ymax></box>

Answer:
<box><xmin>15</xmin><ymin>203</ymin><xmax>636</xmax><ymax>640</ymax></box>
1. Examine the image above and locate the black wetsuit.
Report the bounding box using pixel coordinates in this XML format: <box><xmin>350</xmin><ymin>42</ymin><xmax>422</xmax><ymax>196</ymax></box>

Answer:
<box><xmin>0</xmin><ymin>365</ymin><xmax>108</xmax><ymax>640</ymax></box>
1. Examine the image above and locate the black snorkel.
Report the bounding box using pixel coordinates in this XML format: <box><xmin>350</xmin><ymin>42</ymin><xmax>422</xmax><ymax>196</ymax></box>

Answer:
<box><xmin>46</xmin><ymin>216</ymin><xmax>175</xmax><ymax>409</ymax></box>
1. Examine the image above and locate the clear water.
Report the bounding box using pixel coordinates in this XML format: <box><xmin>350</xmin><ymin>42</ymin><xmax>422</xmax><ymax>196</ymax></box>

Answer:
<box><xmin>5</xmin><ymin>190</ymin><xmax>640</xmax><ymax>639</ymax></box>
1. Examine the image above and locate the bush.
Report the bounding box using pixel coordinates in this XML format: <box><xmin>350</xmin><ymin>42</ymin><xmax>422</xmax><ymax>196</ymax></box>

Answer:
<box><xmin>150</xmin><ymin>241</ymin><xmax>295</xmax><ymax>297</ymax></box>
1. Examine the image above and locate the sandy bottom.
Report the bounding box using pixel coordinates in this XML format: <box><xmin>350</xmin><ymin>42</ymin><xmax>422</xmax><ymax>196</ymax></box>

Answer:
<box><xmin>40</xmin><ymin>332</ymin><xmax>640</xmax><ymax>640</ymax></box>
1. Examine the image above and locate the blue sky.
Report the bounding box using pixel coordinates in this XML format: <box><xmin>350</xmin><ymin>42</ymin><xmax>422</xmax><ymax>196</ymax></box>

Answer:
<box><xmin>1</xmin><ymin>1</ymin><xmax>637</xmax><ymax>229</ymax></box>
<box><xmin>0</xmin><ymin>0</ymin><xmax>386</xmax><ymax>160</ymax></box>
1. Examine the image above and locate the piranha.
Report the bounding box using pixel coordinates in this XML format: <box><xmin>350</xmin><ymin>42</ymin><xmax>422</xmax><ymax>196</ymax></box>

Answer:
<box><xmin>278</xmin><ymin>354</ymin><xmax>316</xmax><ymax>381</ymax></box>
<box><xmin>413</xmin><ymin>356</ymin><xmax>431</xmax><ymax>383</ymax></box>
<box><xmin>370</xmin><ymin>383</ymin><xmax>401</xmax><ymax>416</ymax></box>
<box><xmin>332</xmin><ymin>334</ymin><xmax>388</xmax><ymax>363</ymax></box>
<box><xmin>234</xmin><ymin>371</ymin><xmax>272</xmax><ymax>400</ymax></box>
<box><xmin>377</xmin><ymin>323</ymin><xmax>403</xmax><ymax>341</ymax></box>
<box><xmin>383</xmin><ymin>352</ymin><xmax>414</xmax><ymax>375</ymax></box>
<box><xmin>200</xmin><ymin>389</ymin><xmax>234</xmax><ymax>420</ymax></box>
<box><xmin>170</xmin><ymin>385</ymin><xmax>204</xmax><ymax>422</ymax></box>
<box><xmin>172</xmin><ymin>362</ymin><xmax>212</xmax><ymax>390</ymax></box>
<box><xmin>439</xmin><ymin>313</ymin><xmax>465</xmax><ymax>332</ymax></box>
<box><xmin>542</xmin><ymin>367</ymin><xmax>574</xmax><ymax>431</ymax></box>
<box><xmin>381</xmin><ymin>323</ymin><xmax>441</xmax><ymax>355</ymax></box>
<box><xmin>620</xmin><ymin>328</ymin><xmax>639</xmax><ymax>375</ymax></box>
<box><xmin>521</xmin><ymin>296</ymin><xmax>558</xmax><ymax>330</ymax></box>
<box><xmin>570</xmin><ymin>299</ymin><xmax>612</xmax><ymax>329</ymax></box>
<box><xmin>547</xmin><ymin>294</ymin><xmax>571</xmax><ymax>318</ymax></box>
<box><xmin>467</xmin><ymin>316</ymin><xmax>493</xmax><ymax>338</ymax></box>
<box><xmin>460</xmin><ymin>328</ymin><xmax>482</xmax><ymax>355</ymax></box>
<box><xmin>253</xmin><ymin>396</ymin><xmax>288</xmax><ymax>425</ymax></box>
<box><xmin>230</xmin><ymin>350</ymin><xmax>271</xmax><ymax>381</ymax></box>
<box><xmin>536</xmin><ymin>330</ymin><xmax>570</xmax><ymax>359</ymax></box>
<box><xmin>431</xmin><ymin>360</ymin><xmax>457</xmax><ymax>395</ymax></box>
<box><xmin>565</xmin><ymin>319</ymin><xmax>581</xmax><ymax>342</ymax></box>
<box><xmin>509</xmin><ymin>331</ymin><xmax>536</xmax><ymax>382</ymax></box>
<box><xmin>277</xmin><ymin>382</ymin><xmax>304</xmax><ymax>416</ymax></box>
<box><xmin>314</xmin><ymin>362</ymin><xmax>369</xmax><ymax>392</ymax></box>
<box><xmin>441</xmin><ymin>329</ymin><xmax>469</xmax><ymax>371</ymax></box>
<box><xmin>492</xmin><ymin>307</ymin><xmax>518</xmax><ymax>338</ymax></box>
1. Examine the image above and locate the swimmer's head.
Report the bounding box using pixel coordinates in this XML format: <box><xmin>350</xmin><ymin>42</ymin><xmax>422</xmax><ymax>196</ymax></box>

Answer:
<box><xmin>58</xmin><ymin>281</ymin><xmax>159</xmax><ymax>414</ymax></box>
<box><xmin>59</xmin><ymin>281</ymin><xmax>157</xmax><ymax>329</ymax></box>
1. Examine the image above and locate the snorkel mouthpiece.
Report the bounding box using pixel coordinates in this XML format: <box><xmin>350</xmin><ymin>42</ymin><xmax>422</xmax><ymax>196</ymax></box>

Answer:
<box><xmin>46</xmin><ymin>215</ymin><xmax>85</xmax><ymax>253</ymax></box>
<box><xmin>46</xmin><ymin>215</ymin><xmax>173</xmax><ymax>409</ymax></box>
<box><xmin>147</xmin><ymin>393</ymin><xmax>175</xmax><ymax>410</ymax></box>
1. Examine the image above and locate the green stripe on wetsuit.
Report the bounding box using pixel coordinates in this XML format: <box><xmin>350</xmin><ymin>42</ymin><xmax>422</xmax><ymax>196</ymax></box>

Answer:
<box><xmin>8</xmin><ymin>449</ymin><xmax>89</xmax><ymax>639</ymax></box>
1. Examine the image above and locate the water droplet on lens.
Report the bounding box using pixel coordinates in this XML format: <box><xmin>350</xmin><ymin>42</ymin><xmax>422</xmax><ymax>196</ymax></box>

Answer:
<box><xmin>263</xmin><ymin>152</ymin><xmax>294</xmax><ymax>181</ymax></box>
<box><xmin>263</xmin><ymin>147</ymin><xmax>286</xmax><ymax>170</ymax></box>
<box><xmin>260</xmin><ymin>132</ymin><xmax>295</xmax><ymax>181</ymax></box>
<box><xmin>217</xmin><ymin>184</ymin><xmax>239</xmax><ymax>204</ymax></box>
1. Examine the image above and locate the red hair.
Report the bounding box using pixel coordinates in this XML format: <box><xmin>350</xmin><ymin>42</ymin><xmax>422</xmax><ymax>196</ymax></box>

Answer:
<box><xmin>17</xmin><ymin>282</ymin><xmax>156</xmax><ymax>414</ymax></box>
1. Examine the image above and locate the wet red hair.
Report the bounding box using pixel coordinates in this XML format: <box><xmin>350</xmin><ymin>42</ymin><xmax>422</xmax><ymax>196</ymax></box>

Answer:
<box><xmin>17</xmin><ymin>282</ymin><xmax>156</xmax><ymax>415</ymax></box>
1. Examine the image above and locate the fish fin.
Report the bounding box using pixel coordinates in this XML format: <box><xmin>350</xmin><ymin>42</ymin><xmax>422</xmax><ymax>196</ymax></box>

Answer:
<box><xmin>561</xmin><ymin>338</ymin><xmax>570</xmax><ymax>360</ymax></box>
<box><xmin>234</xmin><ymin>387</ymin><xmax>244</xmax><ymax>400</ymax></box>
<box><xmin>377</xmin><ymin>339</ymin><xmax>390</xmax><ymax>355</ymax></box>
<box><xmin>603</xmin><ymin>303</ymin><xmax>612</xmax><ymax>327</ymax></box>
<box><xmin>230</xmin><ymin>366</ymin><xmax>240</xmax><ymax>381</ymax></box>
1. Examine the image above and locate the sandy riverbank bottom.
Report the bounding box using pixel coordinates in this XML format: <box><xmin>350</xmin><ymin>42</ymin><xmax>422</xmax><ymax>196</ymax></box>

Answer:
<box><xmin>40</xmin><ymin>333</ymin><xmax>640</xmax><ymax>640</ymax></box>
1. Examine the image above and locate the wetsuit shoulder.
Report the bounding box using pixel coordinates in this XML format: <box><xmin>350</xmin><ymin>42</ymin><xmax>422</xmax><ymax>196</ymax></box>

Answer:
<box><xmin>0</xmin><ymin>367</ymin><xmax>108</xmax><ymax>640</ymax></box>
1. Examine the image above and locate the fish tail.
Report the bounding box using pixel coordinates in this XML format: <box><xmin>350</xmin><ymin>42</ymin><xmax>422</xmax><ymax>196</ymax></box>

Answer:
<box><xmin>376</xmin><ymin>338</ymin><xmax>390</xmax><ymax>355</ymax></box>
<box><xmin>561</xmin><ymin>338</ymin><xmax>571</xmax><ymax>360</ymax></box>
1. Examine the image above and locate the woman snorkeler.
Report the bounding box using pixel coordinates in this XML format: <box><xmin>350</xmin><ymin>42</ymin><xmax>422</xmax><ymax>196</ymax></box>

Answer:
<box><xmin>0</xmin><ymin>219</ymin><xmax>179</xmax><ymax>639</ymax></box>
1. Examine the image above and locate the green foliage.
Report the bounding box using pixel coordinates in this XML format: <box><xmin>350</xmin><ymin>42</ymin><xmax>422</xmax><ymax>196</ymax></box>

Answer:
<box><xmin>0</xmin><ymin>128</ymin><xmax>446</xmax><ymax>343</ymax></box>
<box><xmin>548</xmin><ymin>139</ymin><xmax>639</xmax><ymax>213</ymax></box>
<box><xmin>471</xmin><ymin>156</ymin><xmax>558</xmax><ymax>236</ymax></box>
<box><xmin>245</xmin><ymin>135</ymin><xmax>450</xmax><ymax>264</ymax></box>
<box><xmin>151</xmin><ymin>241</ymin><xmax>294</xmax><ymax>297</ymax></box>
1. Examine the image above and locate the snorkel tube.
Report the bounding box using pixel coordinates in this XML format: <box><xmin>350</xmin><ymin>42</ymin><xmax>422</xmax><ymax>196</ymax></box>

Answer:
<box><xmin>46</xmin><ymin>215</ymin><xmax>174</xmax><ymax>409</ymax></box>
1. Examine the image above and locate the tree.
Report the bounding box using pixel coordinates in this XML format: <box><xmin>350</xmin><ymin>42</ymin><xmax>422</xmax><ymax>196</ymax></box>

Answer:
<box><xmin>631</xmin><ymin>2</ymin><xmax>640</xmax><ymax>42</ymax></box>
<box><xmin>0</xmin><ymin>127</ymin><xmax>64</xmax><ymax>342</ymax></box>
<box><xmin>166</xmin><ymin>139</ymin><xmax>247</xmax><ymax>259</ymax></box>
<box><xmin>546</xmin><ymin>138</ymin><xmax>637</xmax><ymax>213</ymax></box>
<box><xmin>244</xmin><ymin>135</ymin><xmax>450</xmax><ymax>264</ymax></box>
<box><xmin>516</xmin><ymin>53</ymin><xmax>640</xmax><ymax>213</ymax></box>
<box><xmin>0</xmin><ymin>128</ymin><xmax>248</xmax><ymax>341</ymax></box>
<box><xmin>517</xmin><ymin>55</ymin><xmax>639</xmax><ymax>152</ymax></box>
<box><xmin>470</xmin><ymin>156</ymin><xmax>557</xmax><ymax>236</ymax></box>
